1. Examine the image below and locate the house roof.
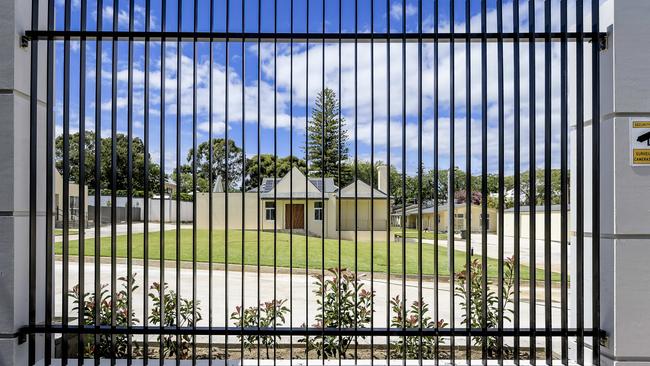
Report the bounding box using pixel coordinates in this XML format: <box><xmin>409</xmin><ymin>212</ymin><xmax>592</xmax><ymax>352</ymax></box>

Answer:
<box><xmin>249</xmin><ymin>167</ymin><xmax>387</xmax><ymax>200</ymax></box>
<box><xmin>399</xmin><ymin>203</ymin><xmax>494</xmax><ymax>216</ymax></box>
<box><xmin>251</xmin><ymin>167</ymin><xmax>339</xmax><ymax>199</ymax></box>
<box><xmin>336</xmin><ymin>180</ymin><xmax>388</xmax><ymax>199</ymax></box>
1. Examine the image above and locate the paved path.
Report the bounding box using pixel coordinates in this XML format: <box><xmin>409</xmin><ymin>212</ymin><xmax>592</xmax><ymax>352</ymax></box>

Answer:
<box><xmin>54</xmin><ymin>223</ymin><xmax>193</xmax><ymax>242</ymax></box>
<box><xmin>55</xmin><ymin>258</ymin><xmax>567</xmax><ymax>348</ymax></box>
<box><xmin>407</xmin><ymin>233</ymin><xmax>563</xmax><ymax>272</ymax></box>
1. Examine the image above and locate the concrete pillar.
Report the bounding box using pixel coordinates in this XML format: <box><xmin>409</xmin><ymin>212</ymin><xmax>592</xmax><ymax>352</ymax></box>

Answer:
<box><xmin>0</xmin><ymin>0</ymin><xmax>48</xmax><ymax>364</ymax></box>
<box><xmin>594</xmin><ymin>0</ymin><xmax>650</xmax><ymax>364</ymax></box>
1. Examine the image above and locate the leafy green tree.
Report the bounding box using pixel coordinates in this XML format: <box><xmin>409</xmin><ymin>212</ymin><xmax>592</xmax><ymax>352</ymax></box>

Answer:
<box><xmin>244</xmin><ymin>154</ymin><xmax>307</xmax><ymax>191</ymax></box>
<box><xmin>55</xmin><ymin>131</ymin><xmax>162</xmax><ymax>194</ymax></box>
<box><xmin>169</xmin><ymin>164</ymin><xmax>210</xmax><ymax>194</ymax></box>
<box><xmin>304</xmin><ymin>88</ymin><xmax>351</xmax><ymax>185</ymax></box>
<box><xmin>503</xmin><ymin>169</ymin><xmax>565</xmax><ymax>207</ymax></box>
<box><xmin>186</xmin><ymin>138</ymin><xmax>243</xmax><ymax>192</ymax></box>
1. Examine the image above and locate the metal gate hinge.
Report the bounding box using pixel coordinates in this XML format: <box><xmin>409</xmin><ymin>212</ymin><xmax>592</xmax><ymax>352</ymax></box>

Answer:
<box><xmin>599</xmin><ymin>329</ymin><xmax>609</xmax><ymax>348</ymax></box>
<box><xmin>20</xmin><ymin>34</ymin><xmax>31</xmax><ymax>48</ymax></box>
<box><xmin>599</xmin><ymin>34</ymin><xmax>608</xmax><ymax>51</ymax></box>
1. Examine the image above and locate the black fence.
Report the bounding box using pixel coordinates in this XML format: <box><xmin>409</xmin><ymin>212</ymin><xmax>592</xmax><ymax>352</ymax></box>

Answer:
<box><xmin>26</xmin><ymin>0</ymin><xmax>603</xmax><ymax>364</ymax></box>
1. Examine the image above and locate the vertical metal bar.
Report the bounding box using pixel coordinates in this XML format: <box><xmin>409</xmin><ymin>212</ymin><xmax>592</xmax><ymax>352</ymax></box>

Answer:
<box><xmin>401</xmin><ymin>0</ymin><xmax>407</xmax><ymax>362</ymax></box>
<box><xmin>94</xmin><ymin>1</ymin><xmax>104</xmax><ymax>363</ymax></box>
<box><xmin>496</xmin><ymin>0</ymin><xmax>505</xmax><ymax>363</ymax></box>
<box><xmin>28</xmin><ymin>0</ymin><xmax>39</xmax><ymax>362</ymax></box>
<box><xmin>480</xmin><ymin>0</ymin><xmax>489</xmax><ymax>362</ymax></box>
<box><xmin>192</xmin><ymin>0</ymin><xmax>199</xmax><ymax>362</ymax></box>
<box><xmin>289</xmin><ymin>0</ymin><xmax>294</xmax><ymax>362</ymax></box>
<box><xmin>240</xmin><ymin>0</ymin><xmax>246</xmax><ymax>360</ymax></box>
<box><xmin>127</xmin><ymin>0</ymin><xmax>135</xmax><ymax>362</ymax></box>
<box><xmin>370</xmin><ymin>0</ymin><xmax>376</xmax><ymax>360</ymax></box>
<box><xmin>143</xmin><ymin>0</ymin><xmax>151</xmax><ymax>363</ymax></box>
<box><xmin>208</xmin><ymin>0</ymin><xmax>214</xmax><ymax>362</ymax></box>
<box><xmin>110</xmin><ymin>0</ymin><xmax>119</xmax><ymax>362</ymax></box>
<box><xmin>559</xmin><ymin>0</ymin><xmax>569</xmax><ymax>363</ymax></box>
<box><xmin>323</xmin><ymin>0</ymin><xmax>329</xmax><ymax>362</ymax></box>
<box><xmin>271</xmin><ymin>0</ymin><xmax>279</xmax><ymax>361</ymax></box>
<box><xmin>225</xmin><ymin>0</ymin><xmax>231</xmax><ymax>362</ymax></box>
<box><xmin>385</xmin><ymin>0</ymin><xmax>392</xmax><ymax>362</ymax></box>
<box><xmin>592</xmin><ymin>0</ymin><xmax>601</xmax><ymax>362</ymax></box>
<box><xmin>354</xmin><ymin>0</ymin><xmax>360</xmax><ymax>362</ymax></box>
<box><xmin>175</xmin><ymin>0</ymin><xmax>182</xmax><ymax>362</ymax></box>
<box><xmin>159</xmin><ymin>1</ymin><xmax>167</xmax><ymax>362</ymax></box>
<box><xmin>62</xmin><ymin>0</ymin><xmax>72</xmax><ymax>361</ymax></box>
<box><xmin>77</xmin><ymin>0</ymin><xmax>88</xmax><ymax>362</ymax></box>
<box><xmin>448</xmin><ymin>0</ymin><xmax>456</xmax><ymax>360</ymax></box>
<box><xmin>417</xmin><ymin>0</ymin><xmax>424</xmax><ymax>362</ymax></box>
<box><xmin>576</xmin><ymin>0</ymin><xmax>585</xmax><ymax>362</ymax></box>
<box><xmin>433</xmin><ymin>0</ymin><xmax>440</xmax><ymax>362</ymax></box>
<box><xmin>45</xmin><ymin>0</ymin><xmax>55</xmax><ymax>362</ymax></box>
<box><xmin>466</xmin><ymin>0</ymin><xmax>475</xmax><ymax>361</ymax></box>
<box><xmin>543</xmin><ymin>0</ymin><xmax>553</xmax><ymax>362</ymax></box>
<box><xmin>255</xmin><ymin>0</ymin><xmax>261</xmax><ymax>359</ymax></box>
<box><xmin>512</xmin><ymin>0</ymin><xmax>521</xmax><ymax>362</ymax></box>
<box><xmin>304</xmin><ymin>0</ymin><xmax>310</xmax><ymax>361</ymax></box>
<box><xmin>528</xmin><ymin>0</ymin><xmax>537</xmax><ymax>361</ymax></box>
<box><xmin>337</xmin><ymin>0</ymin><xmax>343</xmax><ymax>363</ymax></box>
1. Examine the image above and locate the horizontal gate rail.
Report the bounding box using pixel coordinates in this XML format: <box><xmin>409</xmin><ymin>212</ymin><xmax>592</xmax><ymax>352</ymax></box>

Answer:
<box><xmin>24</xmin><ymin>325</ymin><xmax>602</xmax><ymax>338</ymax></box>
<box><xmin>25</xmin><ymin>30</ymin><xmax>606</xmax><ymax>43</ymax></box>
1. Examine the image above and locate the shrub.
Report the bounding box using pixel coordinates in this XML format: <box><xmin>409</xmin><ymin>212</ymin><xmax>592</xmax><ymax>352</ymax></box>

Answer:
<box><xmin>299</xmin><ymin>268</ymin><xmax>374</xmax><ymax>359</ymax></box>
<box><xmin>148</xmin><ymin>282</ymin><xmax>203</xmax><ymax>359</ymax></box>
<box><xmin>389</xmin><ymin>296</ymin><xmax>447</xmax><ymax>359</ymax></box>
<box><xmin>230</xmin><ymin>299</ymin><xmax>290</xmax><ymax>358</ymax></box>
<box><xmin>68</xmin><ymin>275</ymin><xmax>139</xmax><ymax>358</ymax></box>
<box><xmin>455</xmin><ymin>256</ymin><xmax>516</xmax><ymax>357</ymax></box>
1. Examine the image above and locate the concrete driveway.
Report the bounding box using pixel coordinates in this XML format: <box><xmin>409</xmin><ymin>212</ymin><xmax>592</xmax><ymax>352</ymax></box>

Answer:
<box><xmin>407</xmin><ymin>233</ymin><xmax>563</xmax><ymax>272</ymax></box>
<box><xmin>55</xmin><ymin>257</ymin><xmax>566</xmax><ymax>349</ymax></box>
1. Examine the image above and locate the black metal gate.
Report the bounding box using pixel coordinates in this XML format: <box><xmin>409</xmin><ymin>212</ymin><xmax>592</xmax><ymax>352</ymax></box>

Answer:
<box><xmin>25</xmin><ymin>0</ymin><xmax>604</xmax><ymax>364</ymax></box>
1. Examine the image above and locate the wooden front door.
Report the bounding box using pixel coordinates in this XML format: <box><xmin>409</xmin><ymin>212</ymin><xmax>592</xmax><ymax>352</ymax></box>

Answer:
<box><xmin>285</xmin><ymin>204</ymin><xmax>304</xmax><ymax>229</ymax></box>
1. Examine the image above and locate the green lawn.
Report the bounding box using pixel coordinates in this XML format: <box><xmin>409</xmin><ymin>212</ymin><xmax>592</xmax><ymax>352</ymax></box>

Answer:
<box><xmin>392</xmin><ymin>227</ymin><xmax>448</xmax><ymax>241</ymax></box>
<box><xmin>54</xmin><ymin>228</ymin><xmax>78</xmax><ymax>236</ymax></box>
<box><xmin>56</xmin><ymin>229</ymin><xmax>559</xmax><ymax>281</ymax></box>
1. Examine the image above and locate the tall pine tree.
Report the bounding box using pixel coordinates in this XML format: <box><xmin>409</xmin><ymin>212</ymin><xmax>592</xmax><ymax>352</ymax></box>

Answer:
<box><xmin>304</xmin><ymin>88</ymin><xmax>351</xmax><ymax>186</ymax></box>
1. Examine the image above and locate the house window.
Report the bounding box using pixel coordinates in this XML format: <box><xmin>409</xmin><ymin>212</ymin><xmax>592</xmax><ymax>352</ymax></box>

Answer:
<box><xmin>314</xmin><ymin>201</ymin><xmax>323</xmax><ymax>221</ymax></box>
<box><xmin>265</xmin><ymin>202</ymin><xmax>275</xmax><ymax>220</ymax></box>
<box><xmin>454</xmin><ymin>213</ymin><xmax>465</xmax><ymax>228</ymax></box>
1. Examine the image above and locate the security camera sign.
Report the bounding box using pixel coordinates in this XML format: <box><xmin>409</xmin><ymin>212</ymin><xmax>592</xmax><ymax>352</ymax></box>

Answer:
<box><xmin>631</xmin><ymin>118</ymin><xmax>650</xmax><ymax>166</ymax></box>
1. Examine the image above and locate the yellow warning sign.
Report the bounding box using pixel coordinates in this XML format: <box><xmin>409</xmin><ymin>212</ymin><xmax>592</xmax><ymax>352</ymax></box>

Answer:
<box><xmin>633</xmin><ymin>149</ymin><xmax>650</xmax><ymax>164</ymax></box>
<box><xmin>631</xmin><ymin>118</ymin><xmax>650</xmax><ymax>166</ymax></box>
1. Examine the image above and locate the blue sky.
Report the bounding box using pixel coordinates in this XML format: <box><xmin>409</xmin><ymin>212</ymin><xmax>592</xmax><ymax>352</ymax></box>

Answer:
<box><xmin>53</xmin><ymin>0</ymin><xmax>601</xmax><ymax>183</ymax></box>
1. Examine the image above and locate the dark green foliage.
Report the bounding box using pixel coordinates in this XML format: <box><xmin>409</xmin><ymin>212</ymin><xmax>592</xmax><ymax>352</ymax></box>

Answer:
<box><xmin>148</xmin><ymin>282</ymin><xmax>203</xmax><ymax>359</ymax></box>
<box><xmin>230</xmin><ymin>299</ymin><xmax>290</xmax><ymax>358</ymax></box>
<box><xmin>55</xmin><ymin>132</ymin><xmax>162</xmax><ymax>193</ymax></box>
<box><xmin>244</xmin><ymin>154</ymin><xmax>307</xmax><ymax>191</ymax></box>
<box><xmin>299</xmin><ymin>268</ymin><xmax>374</xmax><ymax>359</ymax></box>
<box><xmin>185</xmin><ymin>138</ymin><xmax>244</xmax><ymax>192</ymax></box>
<box><xmin>389</xmin><ymin>296</ymin><xmax>448</xmax><ymax>359</ymax></box>
<box><xmin>455</xmin><ymin>257</ymin><xmax>516</xmax><ymax>357</ymax></box>
<box><xmin>68</xmin><ymin>275</ymin><xmax>139</xmax><ymax>358</ymax></box>
<box><xmin>304</xmin><ymin>88</ymin><xmax>352</xmax><ymax>186</ymax></box>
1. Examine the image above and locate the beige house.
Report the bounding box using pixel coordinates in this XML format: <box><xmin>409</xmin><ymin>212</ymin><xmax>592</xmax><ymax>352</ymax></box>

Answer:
<box><xmin>54</xmin><ymin>169</ymin><xmax>89</xmax><ymax>227</ymax></box>
<box><xmin>502</xmin><ymin>205</ymin><xmax>567</xmax><ymax>242</ymax></box>
<box><xmin>196</xmin><ymin>166</ymin><xmax>390</xmax><ymax>241</ymax></box>
<box><xmin>397</xmin><ymin>204</ymin><xmax>498</xmax><ymax>233</ymax></box>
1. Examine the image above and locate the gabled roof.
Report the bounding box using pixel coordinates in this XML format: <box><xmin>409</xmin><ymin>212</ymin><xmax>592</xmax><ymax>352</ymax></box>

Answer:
<box><xmin>251</xmin><ymin>167</ymin><xmax>338</xmax><ymax>199</ymax></box>
<box><xmin>337</xmin><ymin>180</ymin><xmax>388</xmax><ymax>199</ymax></box>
